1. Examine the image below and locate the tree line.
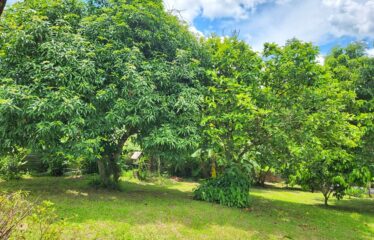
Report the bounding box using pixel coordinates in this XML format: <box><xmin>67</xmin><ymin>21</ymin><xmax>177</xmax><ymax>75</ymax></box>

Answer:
<box><xmin>0</xmin><ymin>0</ymin><xmax>373</xmax><ymax>206</ymax></box>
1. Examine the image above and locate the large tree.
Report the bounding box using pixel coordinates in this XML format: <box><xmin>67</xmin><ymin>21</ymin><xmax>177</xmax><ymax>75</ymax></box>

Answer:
<box><xmin>0</xmin><ymin>0</ymin><xmax>203</xmax><ymax>185</ymax></box>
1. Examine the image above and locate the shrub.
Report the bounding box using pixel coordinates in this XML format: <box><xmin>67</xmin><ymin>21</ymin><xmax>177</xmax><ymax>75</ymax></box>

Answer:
<box><xmin>0</xmin><ymin>149</ymin><xmax>28</xmax><ymax>180</ymax></box>
<box><xmin>345</xmin><ymin>187</ymin><xmax>366</xmax><ymax>198</ymax></box>
<box><xmin>193</xmin><ymin>170</ymin><xmax>251</xmax><ymax>208</ymax></box>
<box><xmin>0</xmin><ymin>191</ymin><xmax>63</xmax><ymax>240</ymax></box>
<box><xmin>28</xmin><ymin>201</ymin><xmax>64</xmax><ymax>240</ymax></box>
<box><xmin>42</xmin><ymin>155</ymin><xmax>67</xmax><ymax>177</ymax></box>
<box><xmin>0</xmin><ymin>191</ymin><xmax>33</xmax><ymax>239</ymax></box>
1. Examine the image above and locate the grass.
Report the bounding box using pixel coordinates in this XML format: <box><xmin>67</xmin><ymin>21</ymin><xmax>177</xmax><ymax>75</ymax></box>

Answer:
<box><xmin>0</xmin><ymin>175</ymin><xmax>373</xmax><ymax>240</ymax></box>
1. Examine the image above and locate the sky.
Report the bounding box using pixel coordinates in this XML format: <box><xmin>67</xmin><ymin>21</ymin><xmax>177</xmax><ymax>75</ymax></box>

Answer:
<box><xmin>163</xmin><ymin>0</ymin><xmax>374</xmax><ymax>55</ymax></box>
<box><xmin>7</xmin><ymin>0</ymin><xmax>374</xmax><ymax>56</ymax></box>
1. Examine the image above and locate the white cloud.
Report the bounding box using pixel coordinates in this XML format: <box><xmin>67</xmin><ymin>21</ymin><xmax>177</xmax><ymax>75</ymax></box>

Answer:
<box><xmin>239</xmin><ymin>0</ymin><xmax>331</xmax><ymax>50</ymax></box>
<box><xmin>366</xmin><ymin>48</ymin><xmax>374</xmax><ymax>56</ymax></box>
<box><xmin>164</xmin><ymin>0</ymin><xmax>374</xmax><ymax>51</ymax></box>
<box><xmin>323</xmin><ymin>0</ymin><xmax>374</xmax><ymax>37</ymax></box>
<box><xmin>163</xmin><ymin>0</ymin><xmax>271</xmax><ymax>23</ymax></box>
<box><xmin>316</xmin><ymin>55</ymin><xmax>325</xmax><ymax>65</ymax></box>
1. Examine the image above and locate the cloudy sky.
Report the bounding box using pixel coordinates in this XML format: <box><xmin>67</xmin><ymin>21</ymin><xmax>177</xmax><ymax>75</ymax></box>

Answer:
<box><xmin>8</xmin><ymin>0</ymin><xmax>374</xmax><ymax>55</ymax></box>
<box><xmin>163</xmin><ymin>0</ymin><xmax>374</xmax><ymax>55</ymax></box>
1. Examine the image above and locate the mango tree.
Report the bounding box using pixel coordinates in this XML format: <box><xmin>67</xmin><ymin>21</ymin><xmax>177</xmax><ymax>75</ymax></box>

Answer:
<box><xmin>0</xmin><ymin>0</ymin><xmax>203</xmax><ymax>186</ymax></box>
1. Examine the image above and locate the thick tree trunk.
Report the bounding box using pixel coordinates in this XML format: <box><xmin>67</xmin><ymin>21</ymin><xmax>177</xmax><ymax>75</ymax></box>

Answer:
<box><xmin>97</xmin><ymin>157</ymin><xmax>109</xmax><ymax>186</ymax></box>
<box><xmin>108</xmin><ymin>156</ymin><xmax>121</xmax><ymax>183</ymax></box>
<box><xmin>110</xmin><ymin>131</ymin><xmax>131</xmax><ymax>182</ymax></box>
<box><xmin>97</xmin><ymin>130</ymin><xmax>133</xmax><ymax>186</ymax></box>
<box><xmin>0</xmin><ymin>0</ymin><xmax>7</xmax><ymax>18</ymax></box>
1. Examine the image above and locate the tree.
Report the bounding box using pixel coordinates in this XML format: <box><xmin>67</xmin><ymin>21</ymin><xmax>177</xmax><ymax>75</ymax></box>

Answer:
<box><xmin>201</xmin><ymin>36</ymin><xmax>265</xmax><ymax>176</ymax></box>
<box><xmin>263</xmin><ymin>39</ymin><xmax>369</xmax><ymax>205</ymax></box>
<box><xmin>0</xmin><ymin>0</ymin><xmax>203</xmax><ymax>186</ymax></box>
<box><xmin>325</xmin><ymin>43</ymin><xmax>374</xmax><ymax>194</ymax></box>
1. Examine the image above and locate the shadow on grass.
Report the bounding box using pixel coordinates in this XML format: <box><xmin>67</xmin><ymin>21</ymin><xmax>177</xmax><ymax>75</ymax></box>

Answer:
<box><xmin>0</xmin><ymin>176</ymin><xmax>373</xmax><ymax>240</ymax></box>
<box><xmin>253</xmin><ymin>184</ymin><xmax>374</xmax><ymax>215</ymax></box>
<box><xmin>326</xmin><ymin>198</ymin><xmax>374</xmax><ymax>215</ymax></box>
<box><xmin>256</xmin><ymin>183</ymin><xmax>303</xmax><ymax>192</ymax></box>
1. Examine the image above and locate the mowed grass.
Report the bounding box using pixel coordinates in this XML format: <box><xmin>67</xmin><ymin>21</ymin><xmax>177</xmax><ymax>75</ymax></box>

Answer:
<box><xmin>0</xmin><ymin>175</ymin><xmax>373</xmax><ymax>240</ymax></box>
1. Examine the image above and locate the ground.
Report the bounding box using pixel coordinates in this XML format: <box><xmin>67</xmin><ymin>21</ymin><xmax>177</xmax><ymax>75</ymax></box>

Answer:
<box><xmin>0</xmin><ymin>175</ymin><xmax>373</xmax><ymax>240</ymax></box>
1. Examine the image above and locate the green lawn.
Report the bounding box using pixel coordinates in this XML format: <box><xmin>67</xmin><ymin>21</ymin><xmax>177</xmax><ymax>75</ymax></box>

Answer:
<box><xmin>1</xmin><ymin>175</ymin><xmax>373</xmax><ymax>240</ymax></box>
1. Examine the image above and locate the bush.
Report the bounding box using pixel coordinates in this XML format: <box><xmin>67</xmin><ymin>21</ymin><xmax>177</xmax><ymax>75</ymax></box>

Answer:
<box><xmin>345</xmin><ymin>187</ymin><xmax>366</xmax><ymax>198</ymax></box>
<box><xmin>42</xmin><ymin>155</ymin><xmax>67</xmax><ymax>177</ymax></box>
<box><xmin>193</xmin><ymin>170</ymin><xmax>251</xmax><ymax>208</ymax></box>
<box><xmin>28</xmin><ymin>201</ymin><xmax>64</xmax><ymax>240</ymax></box>
<box><xmin>0</xmin><ymin>191</ymin><xmax>64</xmax><ymax>240</ymax></box>
<box><xmin>0</xmin><ymin>149</ymin><xmax>28</xmax><ymax>180</ymax></box>
<box><xmin>0</xmin><ymin>191</ymin><xmax>33</xmax><ymax>239</ymax></box>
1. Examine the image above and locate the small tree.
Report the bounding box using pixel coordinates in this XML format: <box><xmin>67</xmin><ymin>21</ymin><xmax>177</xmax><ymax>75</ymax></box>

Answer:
<box><xmin>201</xmin><ymin>36</ymin><xmax>265</xmax><ymax>174</ymax></box>
<box><xmin>263</xmin><ymin>40</ymin><xmax>369</xmax><ymax>205</ymax></box>
<box><xmin>325</xmin><ymin>43</ymin><xmax>374</xmax><ymax>188</ymax></box>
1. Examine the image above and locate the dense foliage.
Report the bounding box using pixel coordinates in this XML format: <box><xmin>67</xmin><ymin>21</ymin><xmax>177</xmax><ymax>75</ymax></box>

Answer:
<box><xmin>0</xmin><ymin>0</ymin><xmax>203</xmax><ymax>186</ymax></box>
<box><xmin>194</xmin><ymin>169</ymin><xmax>251</xmax><ymax>208</ymax></box>
<box><xmin>0</xmin><ymin>0</ymin><xmax>372</xmax><ymax>206</ymax></box>
<box><xmin>261</xmin><ymin>40</ymin><xmax>371</xmax><ymax>205</ymax></box>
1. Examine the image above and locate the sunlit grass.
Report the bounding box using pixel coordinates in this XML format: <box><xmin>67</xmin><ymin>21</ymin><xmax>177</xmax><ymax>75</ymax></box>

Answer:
<box><xmin>0</xmin><ymin>175</ymin><xmax>373</xmax><ymax>239</ymax></box>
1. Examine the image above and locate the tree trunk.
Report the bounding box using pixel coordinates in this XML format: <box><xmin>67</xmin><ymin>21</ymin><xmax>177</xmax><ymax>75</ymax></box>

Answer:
<box><xmin>97</xmin><ymin>157</ymin><xmax>109</xmax><ymax>186</ymax></box>
<box><xmin>322</xmin><ymin>188</ymin><xmax>331</xmax><ymax>206</ymax></box>
<box><xmin>210</xmin><ymin>159</ymin><xmax>217</xmax><ymax>178</ymax></box>
<box><xmin>0</xmin><ymin>0</ymin><xmax>7</xmax><ymax>18</ymax></box>
<box><xmin>97</xmin><ymin>130</ymin><xmax>133</xmax><ymax>185</ymax></box>
<box><xmin>157</xmin><ymin>156</ymin><xmax>161</xmax><ymax>178</ymax></box>
<box><xmin>108</xmin><ymin>156</ymin><xmax>121</xmax><ymax>183</ymax></box>
<box><xmin>257</xmin><ymin>168</ymin><xmax>270</xmax><ymax>187</ymax></box>
<box><xmin>324</xmin><ymin>195</ymin><xmax>329</xmax><ymax>206</ymax></box>
<box><xmin>149</xmin><ymin>155</ymin><xmax>156</xmax><ymax>172</ymax></box>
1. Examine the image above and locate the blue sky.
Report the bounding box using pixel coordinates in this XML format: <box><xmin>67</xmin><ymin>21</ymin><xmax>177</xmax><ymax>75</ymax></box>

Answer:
<box><xmin>164</xmin><ymin>0</ymin><xmax>374</xmax><ymax>56</ymax></box>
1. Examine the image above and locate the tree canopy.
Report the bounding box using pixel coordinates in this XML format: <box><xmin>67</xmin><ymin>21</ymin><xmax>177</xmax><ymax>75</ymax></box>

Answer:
<box><xmin>0</xmin><ymin>0</ymin><xmax>204</xmax><ymax>186</ymax></box>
